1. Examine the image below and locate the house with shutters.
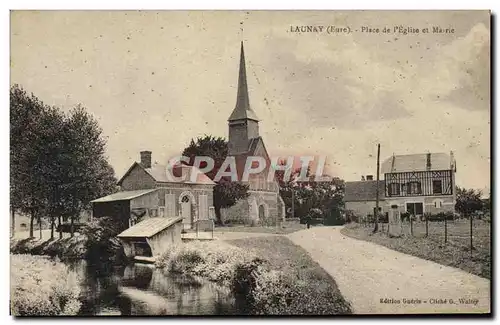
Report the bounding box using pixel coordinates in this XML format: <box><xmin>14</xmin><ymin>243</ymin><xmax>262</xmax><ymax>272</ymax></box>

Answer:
<box><xmin>117</xmin><ymin>151</ymin><xmax>215</xmax><ymax>230</ymax></box>
<box><xmin>345</xmin><ymin>152</ymin><xmax>457</xmax><ymax>220</ymax></box>
<box><xmin>92</xmin><ymin>150</ymin><xmax>215</xmax><ymax>233</ymax></box>
<box><xmin>381</xmin><ymin>152</ymin><xmax>457</xmax><ymax>218</ymax></box>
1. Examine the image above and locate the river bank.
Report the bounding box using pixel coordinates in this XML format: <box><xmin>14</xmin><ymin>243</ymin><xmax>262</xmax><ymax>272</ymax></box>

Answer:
<box><xmin>156</xmin><ymin>237</ymin><xmax>352</xmax><ymax>315</ymax></box>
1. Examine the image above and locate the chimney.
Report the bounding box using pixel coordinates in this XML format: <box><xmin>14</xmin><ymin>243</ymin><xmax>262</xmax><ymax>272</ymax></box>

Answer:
<box><xmin>361</xmin><ymin>175</ymin><xmax>366</xmax><ymax>181</ymax></box>
<box><xmin>366</xmin><ymin>175</ymin><xmax>374</xmax><ymax>181</ymax></box>
<box><xmin>140</xmin><ymin>151</ymin><xmax>152</xmax><ymax>169</ymax></box>
<box><xmin>426</xmin><ymin>153</ymin><xmax>431</xmax><ymax>170</ymax></box>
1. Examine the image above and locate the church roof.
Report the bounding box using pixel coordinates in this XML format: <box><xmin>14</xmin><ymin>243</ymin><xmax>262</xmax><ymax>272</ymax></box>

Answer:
<box><xmin>228</xmin><ymin>42</ymin><xmax>260</xmax><ymax>122</ymax></box>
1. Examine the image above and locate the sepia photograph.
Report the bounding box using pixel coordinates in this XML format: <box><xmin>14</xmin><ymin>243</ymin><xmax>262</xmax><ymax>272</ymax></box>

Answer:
<box><xmin>9</xmin><ymin>9</ymin><xmax>491</xmax><ymax>316</ymax></box>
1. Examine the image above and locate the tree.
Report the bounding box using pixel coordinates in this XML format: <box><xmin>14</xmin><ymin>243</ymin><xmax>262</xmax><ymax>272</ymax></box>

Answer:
<box><xmin>182</xmin><ymin>135</ymin><xmax>249</xmax><ymax>224</ymax></box>
<box><xmin>10</xmin><ymin>85</ymin><xmax>48</xmax><ymax>238</ymax></box>
<box><xmin>276</xmin><ymin>163</ymin><xmax>345</xmax><ymax>225</ymax></box>
<box><xmin>60</xmin><ymin>106</ymin><xmax>117</xmax><ymax>236</ymax></box>
<box><xmin>455</xmin><ymin>187</ymin><xmax>483</xmax><ymax>218</ymax></box>
<box><xmin>10</xmin><ymin>85</ymin><xmax>117</xmax><ymax>239</ymax></box>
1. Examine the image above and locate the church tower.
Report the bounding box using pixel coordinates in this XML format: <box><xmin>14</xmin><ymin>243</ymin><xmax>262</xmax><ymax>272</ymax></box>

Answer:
<box><xmin>228</xmin><ymin>42</ymin><xmax>260</xmax><ymax>155</ymax></box>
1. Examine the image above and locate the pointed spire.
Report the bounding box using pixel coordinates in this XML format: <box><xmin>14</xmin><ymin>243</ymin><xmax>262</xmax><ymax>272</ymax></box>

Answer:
<box><xmin>228</xmin><ymin>42</ymin><xmax>259</xmax><ymax>122</ymax></box>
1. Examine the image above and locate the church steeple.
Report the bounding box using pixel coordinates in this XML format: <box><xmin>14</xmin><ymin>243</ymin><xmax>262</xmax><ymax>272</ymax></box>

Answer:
<box><xmin>228</xmin><ymin>42</ymin><xmax>260</xmax><ymax>155</ymax></box>
<box><xmin>228</xmin><ymin>42</ymin><xmax>259</xmax><ymax>122</ymax></box>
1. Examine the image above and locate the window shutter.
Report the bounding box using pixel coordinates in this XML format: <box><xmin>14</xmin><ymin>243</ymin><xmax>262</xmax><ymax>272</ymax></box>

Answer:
<box><xmin>199</xmin><ymin>194</ymin><xmax>208</xmax><ymax>220</ymax></box>
<box><xmin>165</xmin><ymin>194</ymin><xmax>176</xmax><ymax>217</ymax></box>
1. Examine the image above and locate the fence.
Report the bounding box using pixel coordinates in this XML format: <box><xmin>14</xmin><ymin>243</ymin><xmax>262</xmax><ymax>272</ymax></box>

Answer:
<box><xmin>360</xmin><ymin>217</ymin><xmax>491</xmax><ymax>252</ymax></box>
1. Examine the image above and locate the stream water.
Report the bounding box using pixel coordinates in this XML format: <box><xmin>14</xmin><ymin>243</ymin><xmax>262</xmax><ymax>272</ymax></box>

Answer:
<box><xmin>67</xmin><ymin>260</ymin><xmax>248</xmax><ymax>316</ymax></box>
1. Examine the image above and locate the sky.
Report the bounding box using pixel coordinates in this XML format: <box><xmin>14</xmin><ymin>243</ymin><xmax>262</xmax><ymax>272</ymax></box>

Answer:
<box><xmin>10</xmin><ymin>10</ymin><xmax>490</xmax><ymax>193</ymax></box>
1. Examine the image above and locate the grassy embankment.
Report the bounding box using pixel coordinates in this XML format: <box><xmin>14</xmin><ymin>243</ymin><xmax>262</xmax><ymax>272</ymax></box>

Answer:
<box><xmin>341</xmin><ymin>222</ymin><xmax>490</xmax><ymax>279</ymax></box>
<box><xmin>10</xmin><ymin>254</ymin><xmax>82</xmax><ymax>316</ymax></box>
<box><xmin>156</xmin><ymin>235</ymin><xmax>352</xmax><ymax>315</ymax></box>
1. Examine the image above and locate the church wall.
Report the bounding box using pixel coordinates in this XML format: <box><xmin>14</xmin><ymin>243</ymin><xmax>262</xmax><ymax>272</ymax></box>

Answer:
<box><xmin>221</xmin><ymin>191</ymin><xmax>280</xmax><ymax>226</ymax></box>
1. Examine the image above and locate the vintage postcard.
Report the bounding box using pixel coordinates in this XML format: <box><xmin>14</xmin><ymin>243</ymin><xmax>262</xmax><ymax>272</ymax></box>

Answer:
<box><xmin>9</xmin><ymin>10</ymin><xmax>490</xmax><ymax>316</ymax></box>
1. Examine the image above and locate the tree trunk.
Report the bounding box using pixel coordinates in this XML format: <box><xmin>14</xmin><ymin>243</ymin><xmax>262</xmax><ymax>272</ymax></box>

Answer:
<box><xmin>58</xmin><ymin>216</ymin><xmax>63</xmax><ymax>239</ymax></box>
<box><xmin>50</xmin><ymin>217</ymin><xmax>55</xmax><ymax>239</ymax></box>
<box><xmin>38</xmin><ymin>216</ymin><xmax>42</xmax><ymax>239</ymax></box>
<box><xmin>11</xmin><ymin>208</ymin><xmax>15</xmax><ymax>238</ymax></box>
<box><xmin>29</xmin><ymin>212</ymin><xmax>35</xmax><ymax>238</ymax></box>
<box><xmin>215</xmin><ymin>207</ymin><xmax>223</xmax><ymax>225</ymax></box>
<box><xmin>70</xmin><ymin>216</ymin><xmax>75</xmax><ymax>237</ymax></box>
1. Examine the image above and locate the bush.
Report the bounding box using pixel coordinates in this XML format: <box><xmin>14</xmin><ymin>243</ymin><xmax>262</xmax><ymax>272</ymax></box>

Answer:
<box><xmin>425</xmin><ymin>212</ymin><xmax>455</xmax><ymax>222</ymax></box>
<box><xmin>80</xmin><ymin>217</ymin><xmax>125</xmax><ymax>262</ymax></box>
<box><xmin>10</xmin><ymin>254</ymin><xmax>81</xmax><ymax>316</ymax></box>
<box><xmin>155</xmin><ymin>241</ymin><xmax>262</xmax><ymax>286</ymax></box>
<box><xmin>250</xmin><ymin>266</ymin><xmax>351</xmax><ymax>315</ymax></box>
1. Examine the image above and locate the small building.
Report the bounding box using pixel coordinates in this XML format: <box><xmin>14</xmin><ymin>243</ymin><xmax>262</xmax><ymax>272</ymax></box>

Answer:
<box><xmin>117</xmin><ymin>216</ymin><xmax>183</xmax><ymax>261</ymax></box>
<box><xmin>345</xmin><ymin>152</ymin><xmax>457</xmax><ymax>221</ymax></box>
<box><xmin>91</xmin><ymin>189</ymin><xmax>159</xmax><ymax>233</ymax></box>
<box><xmin>116</xmin><ymin>151</ymin><xmax>216</xmax><ymax>230</ymax></box>
<box><xmin>345</xmin><ymin>176</ymin><xmax>385</xmax><ymax>219</ymax></box>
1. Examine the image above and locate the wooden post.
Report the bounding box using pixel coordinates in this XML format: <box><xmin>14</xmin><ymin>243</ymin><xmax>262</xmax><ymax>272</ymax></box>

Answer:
<box><xmin>410</xmin><ymin>215</ymin><xmax>413</xmax><ymax>236</ymax></box>
<box><xmin>470</xmin><ymin>214</ymin><xmax>473</xmax><ymax>251</ymax></box>
<box><xmin>444</xmin><ymin>217</ymin><xmax>448</xmax><ymax>243</ymax></box>
<box><xmin>373</xmin><ymin>143</ymin><xmax>381</xmax><ymax>233</ymax></box>
<box><xmin>425</xmin><ymin>217</ymin><xmax>429</xmax><ymax>237</ymax></box>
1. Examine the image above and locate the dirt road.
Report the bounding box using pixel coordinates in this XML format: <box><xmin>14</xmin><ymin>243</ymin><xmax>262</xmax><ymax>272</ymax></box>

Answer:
<box><xmin>288</xmin><ymin>227</ymin><xmax>490</xmax><ymax>314</ymax></box>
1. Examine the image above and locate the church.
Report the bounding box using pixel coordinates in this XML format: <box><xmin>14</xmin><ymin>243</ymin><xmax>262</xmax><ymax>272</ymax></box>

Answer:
<box><xmin>220</xmin><ymin>42</ymin><xmax>285</xmax><ymax>225</ymax></box>
<box><xmin>91</xmin><ymin>42</ymin><xmax>284</xmax><ymax>229</ymax></box>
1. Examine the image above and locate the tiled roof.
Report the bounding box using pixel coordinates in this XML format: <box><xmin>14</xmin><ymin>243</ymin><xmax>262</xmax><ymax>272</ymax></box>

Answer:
<box><xmin>146</xmin><ymin>164</ymin><xmax>215</xmax><ymax>185</ymax></box>
<box><xmin>345</xmin><ymin>180</ymin><xmax>385</xmax><ymax>202</ymax></box>
<box><xmin>117</xmin><ymin>217</ymin><xmax>183</xmax><ymax>238</ymax></box>
<box><xmin>91</xmin><ymin>189</ymin><xmax>157</xmax><ymax>203</ymax></box>
<box><xmin>381</xmin><ymin>152</ymin><xmax>452</xmax><ymax>174</ymax></box>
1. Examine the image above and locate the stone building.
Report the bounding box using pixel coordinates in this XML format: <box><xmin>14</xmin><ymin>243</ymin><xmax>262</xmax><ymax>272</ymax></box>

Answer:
<box><xmin>345</xmin><ymin>176</ymin><xmax>385</xmax><ymax>220</ymax></box>
<box><xmin>220</xmin><ymin>42</ymin><xmax>285</xmax><ymax>225</ymax></box>
<box><xmin>113</xmin><ymin>151</ymin><xmax>216</xmax><ymax>230</ymax></box>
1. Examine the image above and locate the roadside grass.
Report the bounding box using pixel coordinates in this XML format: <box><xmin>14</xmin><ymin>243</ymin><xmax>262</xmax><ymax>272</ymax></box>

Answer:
<box><xmin>341</xmin><ymin>223</ymin><xmax>490</xmax><ymax>279</ymax></box>
<box><xmin>227</xmin><ymin>236</ymin><xmax>352</xmax><ymax>314</ymax></box>
<box><xmin>215</xmin><ymin>223</ymin><xmax>307</xmax><ymax>235</ymax></box>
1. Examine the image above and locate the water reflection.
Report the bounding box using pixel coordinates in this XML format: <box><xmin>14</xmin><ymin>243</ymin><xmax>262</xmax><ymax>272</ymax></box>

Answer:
<box><xmin>67</xmin><ymin>260</ymin><xmax>245</xmax><ymax>316</ymax></box>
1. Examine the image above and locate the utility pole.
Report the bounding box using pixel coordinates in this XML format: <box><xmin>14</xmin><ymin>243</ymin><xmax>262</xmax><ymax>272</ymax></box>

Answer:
<box><xmin>373</xmin><ymin>143</ymin><xmax>381</xmax><ymax>233</ymax></box>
